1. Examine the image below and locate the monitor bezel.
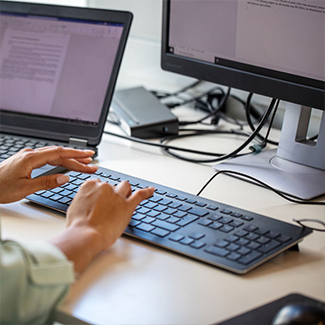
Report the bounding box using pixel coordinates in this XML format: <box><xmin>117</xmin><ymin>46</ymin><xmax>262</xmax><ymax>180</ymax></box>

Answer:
<box><xmin>161</xmin><ymin>0</ymin><xmax>324</xmax><ymax>111</ymax></box>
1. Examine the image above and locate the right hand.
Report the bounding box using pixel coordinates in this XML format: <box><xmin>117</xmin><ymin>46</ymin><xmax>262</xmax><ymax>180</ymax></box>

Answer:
<box><xmin>67</xmin><ymin>179</ymin><xmax>154</xmax><ymax>249</ymax></box>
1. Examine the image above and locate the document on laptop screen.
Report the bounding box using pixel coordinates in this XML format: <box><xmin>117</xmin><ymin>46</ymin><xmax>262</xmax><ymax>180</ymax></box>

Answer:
<box><xmin>0</xmin><ymin>28</ymin><xmax>70</xmax><ymax>116</ymax></box>
<box><xmin>0</xmin><ymin>13</ymin><xmax>124</xmax><ymax>124</ymax></box>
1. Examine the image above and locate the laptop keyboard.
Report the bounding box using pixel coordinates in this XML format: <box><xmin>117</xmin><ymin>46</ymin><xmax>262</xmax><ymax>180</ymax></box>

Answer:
<box><xmin>0</xmin><ymin>134</ymin><xmax>94</xmax><ymax>161</ymax></box>
<box><xmin>26</xmin><ymin>167</ymin><xmax>312</xmax><ymax>274</ymax></box>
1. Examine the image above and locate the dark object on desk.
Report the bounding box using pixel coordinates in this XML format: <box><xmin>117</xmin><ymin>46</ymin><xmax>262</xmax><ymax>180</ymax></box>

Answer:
<box><xmin>111</xmin><ymin>86</ymin><xmax>179</xmax><ymax>138</ymax></box>
<box><xmin>272</xmin><ymin>303</ymin><xmax>325</xmax><ymax>325</ymax></box>
<box><xmin>216</xmin><ymin>293</ymin><xmax>324</xmax><ymax>325</ymax></box>
<box><xmin>27</xmin><ymin>167</ymin><xmax>312</xmax><ymax>274</ymax></box>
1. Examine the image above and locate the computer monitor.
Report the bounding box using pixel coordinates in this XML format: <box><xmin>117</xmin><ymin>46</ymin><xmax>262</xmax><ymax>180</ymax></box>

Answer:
<box><xmin>161</xmin><ymin>0</ymin><xmax>325</xmax><ymax>200</ymax></box>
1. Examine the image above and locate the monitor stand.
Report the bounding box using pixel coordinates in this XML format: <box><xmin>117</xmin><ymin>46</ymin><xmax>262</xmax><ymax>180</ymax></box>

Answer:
<box><xmin>214</xmin><ymin>103</ymin><xmax>325</xmax><ymax>200</ymax></box>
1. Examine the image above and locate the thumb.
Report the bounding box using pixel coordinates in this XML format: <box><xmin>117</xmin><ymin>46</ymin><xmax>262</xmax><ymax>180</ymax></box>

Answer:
<box><xmin>32</xmin><ymin>174</ymin><xmax>70</xmax><ymax>192</ymax></box>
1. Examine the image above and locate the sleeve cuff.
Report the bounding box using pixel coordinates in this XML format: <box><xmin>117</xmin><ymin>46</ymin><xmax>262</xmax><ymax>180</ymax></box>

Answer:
<box><xmin>17</xmin><ymin>240</ymin><xmax>75</xmax><ymax>285</ymax></box>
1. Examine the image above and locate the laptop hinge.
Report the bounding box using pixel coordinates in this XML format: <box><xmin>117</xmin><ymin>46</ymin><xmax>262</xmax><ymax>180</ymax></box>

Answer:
<box><xmin>69</xmin><ymin>137</ymin><xmax>88</xmax><ymax>147</ymax></box>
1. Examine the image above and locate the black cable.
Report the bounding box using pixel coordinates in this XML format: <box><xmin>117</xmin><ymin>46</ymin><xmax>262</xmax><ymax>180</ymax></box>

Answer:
<box><xmin>160</xmin><ymin>97</ymin><xmax>277</xmax><ymax>163</ymax></box>
<box><xmin>104</xmin><ymin>128</ymin><xmax>255</xmax><ymax>158</ymax></box>
<box><xmin>179</xmin><ymin>87</ymin><xmax>231</xmax><ymax>126</ymax></box>
<box><xmin>196</xmin><ymin>170</ymin><xmax>325</xmax><ymax>206</ymax></box>
<box><xmin>167</xmin><ymin>86</ymin><xmax>228</xmax><ymax>109</ymax></box>
<box><xmin>245</xmin><ymin>93</ymin><xmax>279</xmax><ymax>146</ymax></box>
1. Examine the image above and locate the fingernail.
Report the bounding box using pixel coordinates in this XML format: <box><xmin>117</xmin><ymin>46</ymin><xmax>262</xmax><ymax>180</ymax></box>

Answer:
<box><xmin>57</xmin><ymin>175</ymin><xmax>70</xmax><ymax>185</ymax></box>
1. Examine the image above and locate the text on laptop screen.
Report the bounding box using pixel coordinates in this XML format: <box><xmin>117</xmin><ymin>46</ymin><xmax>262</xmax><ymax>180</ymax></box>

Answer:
<box><xmin>0</xmin><ymin>13</ymin><xmax>124</xmax><ymax>124</ymax></box>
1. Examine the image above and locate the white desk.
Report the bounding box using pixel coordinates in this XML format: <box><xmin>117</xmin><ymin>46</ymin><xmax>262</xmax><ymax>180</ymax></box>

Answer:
<box><xmin>1</xmin><ymin>111</ymin><xmax>325</xmax><ymax>325</ymax></box>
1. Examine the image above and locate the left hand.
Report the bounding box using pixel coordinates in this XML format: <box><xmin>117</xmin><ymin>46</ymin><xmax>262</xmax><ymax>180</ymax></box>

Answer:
<box><xmin>0</xmin><ymin>146</ymin><xmax>98</xmax><ymax>204</ymax></box>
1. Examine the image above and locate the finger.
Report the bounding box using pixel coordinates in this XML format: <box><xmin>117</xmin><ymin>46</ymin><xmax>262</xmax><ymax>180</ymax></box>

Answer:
<box><xmin>21</xmin><ymin>174</ymin><xmax>70</xmax><ymax>195</ymax></box>
<box><xmin>29</xmin><ymin>147</ymin><xmax>95</xmax><ymax>169</ymax></box>
<box><xmin>127</xmin><ymin>187</ymin><xmax>155</xmax><ymax>210</ymax></box>
<box><xmin>48</xmin><ymin>158</ymin><xmax>98</xmax><ymax>173</ymax></box>
<box><xmin>116</xmin><ymin>181</ymin><xmax>132</xmax><ymax>197</ymax></box>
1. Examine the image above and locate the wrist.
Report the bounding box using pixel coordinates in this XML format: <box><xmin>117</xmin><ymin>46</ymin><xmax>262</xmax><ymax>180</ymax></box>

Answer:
<box><xmin>50</xmin><ymin>225</ymin><xmax>103</xmax><ymax>274</ymax></box>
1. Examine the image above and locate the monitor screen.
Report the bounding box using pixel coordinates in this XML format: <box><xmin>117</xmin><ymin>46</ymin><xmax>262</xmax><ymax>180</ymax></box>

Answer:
<box><xmin>0</xmin><ymin>12</ymin><xmax>124</xmax><ymax>125</ymax></box>
<box><xmin>161</xmin><ymin>0</ymin><xmax>325</xmax><ymax>200</ymax></box>
<box><xmin>162</xmin><ymin>0</ymin><xmax>324</xmax><ymax>110</ymax></box>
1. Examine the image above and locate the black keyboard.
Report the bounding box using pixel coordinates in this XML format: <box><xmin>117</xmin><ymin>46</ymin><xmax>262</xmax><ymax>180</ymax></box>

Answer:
<box><xmin>0</xmin><ymin>134</ymin><xmax>96</xmax><ymax>161</ymax></box>
<box><xmin>26</xmin><ymin>167</ymin><xmax>312</xmax><ymax>274</ymax></box>
<box><xmin>0</xmin><ymin>135</ymin><xmax>49</xmax><ymax>160</ymax></box>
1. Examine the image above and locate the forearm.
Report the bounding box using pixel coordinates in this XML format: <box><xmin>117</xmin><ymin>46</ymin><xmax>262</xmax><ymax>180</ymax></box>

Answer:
<box><xmin>50</xmin><ymin>226</ymin><xmax>104</xmax><ymax>274</ymax></box>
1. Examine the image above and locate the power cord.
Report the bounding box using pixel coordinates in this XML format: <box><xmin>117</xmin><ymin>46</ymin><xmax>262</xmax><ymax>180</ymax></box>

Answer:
<box><xmin>196</xmin><ymin>170</ymin><xmax>325</xmax><ymax>207</ymax></box>
<box><xmin>160</xmin><ymin>97</ymin><xmax>278</xmax><ymax>163</ymax></box>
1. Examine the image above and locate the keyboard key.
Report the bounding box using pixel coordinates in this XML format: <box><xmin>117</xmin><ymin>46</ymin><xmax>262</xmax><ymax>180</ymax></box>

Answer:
<box><xmin>227</xmin><ymin>243</ymin><xmax>240</xmax><ymax>252</ymax></box>
<box><xmin>156</xmin><ymin>213</ymin><xmax>170</xmax><ymax>221</ymax></box>
<box><xmin>180</xmin><ymin>237</ymin><xmax>195</xmax><ymax>245</ymax></box>
<box><xmin>175</xmin><ymin>195</ymin><xmax>187</xmax><ymax>201</ymax></box>
<box><xmin>236</xmin><ymin>238</ymin><xmax>250</xmax><ymax>246</ymax></box>
<box><xmin>209</xmin><ymin>222</ymin><xmax>222</xmax><ymax>230</ymax></box>
<box><xmin>142</xmin><ymin>217</ymin><xmax>156</xmax><ymax>224</ymax></box>
<box><xmin>195</xmin><ymin>202</ymin><xmax>206</xmax><ymax>207</ymax></box>
<box><xmin>229</xmin><ymin>220</ymin><xmax>244</xmax><ymax>228</ymax></box>
<box><xmin>132</xmin><ymin>213</ymin><xmax>146</xmax><ymax>221</ymax></box>
<box><xmin>129</xmin><ymin>219</ymin><xmax>141</xmax><ymax>227</ymax></box>
<box><xmin>277</xmin><ymin>235</ymin><xmax>292</xmax><ymax>243</ymax></box>
<box><xmin>40</xmin><ymin>191</ymin><xmax>54</xmax><ymax>198</ymax></box>
<box><xmin>151</xmin><ymin>228</ymin><xmax>170</xmax><ymax>237</ymax></box>
<box><xmin>220</xmin><ymin>209</ymin><xmax>232</xmax><ymax>215</ymax></box>
<box><xmin>189</xmin><ymin>232</ymin><xmax>205</xmax><ymax>240</ymax></box>
<box><xmin>219</xmin><ymin>225</ymin><xmax>234</xmax><ymax>233</ymax></box>
<box><xmin>256</xmin><ymin>236</ymin><xmax>271</xmax><ymax>245</ymax></box>
<box><xmin>190</xmin><ymin>241</ymin><xmax>206</xmax><ymax>249</ymax></box>
<box><xmin>166</xmin><ymin>216</ymin><xmax>181</xmax><ymax>224</ymax></box>
<box><xmin>244</xmin><ymin>225</ymin><xmax>258</xmax><ymax>232</ymax></box>
<box><xmin>255</xmin><ymin>228</ymin><xmax>270</xmax><ymax>236</ymax></box>
<box><xmin>143</xmin><ymin>201</ymin><xmax>158</xmax><ymax>209</ymax></box>
<box><xmin>50</xmin><ymin>194</ymin><xmax>63</xmax><ymax>201</ymax></box>
<box><xmin>168</xmin><ymin>202</ymin><xmax>182</xmax><ymax>209</ymax></box>
<box><xmin>227</xmin><ymin>252</ymin><xmax>241</xmax><ymax>261</ymax></box>
<box><xmin>58</xmin><ymin>197</ymin><xmax>71</xmax><ymax>204</ymax></box>
<box><xmin>238</xmin><ymin>251</ymin><xmax>263</xmax><ymax>265</ymax></box>
<box><xmin>176</xmin><ymin>215</ymin><xmax>199</xmax><ymax>227</ymax></box>
<box><xmin>247</xmin><ymin>242</ymin><xmax>261</xmax><ymax>250</ymax></box>
<box><xmin>169</xmin><ymin>234</ymin><xmax>185</xmax><ymax>242</ymax></box>
<box><xmin>173</xmin><ymin>210</ymin><xmax>187</xmax><ymax>218</ymax></box>
<box><xmin>214</xmin><ymin>240</ymin><xmax>228</xmax><ymax>248</ymax></box>
<box><xmin>136</xmin><ymin>223</ymin><xmax>155</xmax><ymax>232</ymax></box>
<box><xmin>152</xmin><ymin>220</ymin><xmax>180</xmax><ymax>232</ymax></box>
<box><xmin>266</xmin><ymin>231</ymin><xmax>281</xmax><ymax>239</ymax></box>
<box><xmin>188</xmin><ymin>207</ymin><xmax>209</xmax><ymax>217</ymax></box>
<box><xmin>160</xmin><ymin>198</ymin><xmax>173</xmax><ymax>205</ymax></box>
<box><xmin>137</xmin><ymin>207</ymin><xmax>151</xmax><ymax>214</ymax></box>
<box><xmin>218</xmin><ymin>217</ymin><xmax>233</xmax><ymax>224</ymax></box>
<box><xmin>257</xmin><ymin>240</ymin><xmax>282</xmax><ymax>254</ymax></box>
<box><xmin>198</xmin><ymin>219</ymin><xmax>213</xmax><ymax>227</ymax></box>
<box><xmin>164</xmin><ymin>207</ymin><xmax>178</xmax><ymax>215</ymax></box>
<box><xmin>205</xmin><ymin>246</ymin><xmax>229</xmax><ymax>257</ymax></box>
<box><xmin>153</xmin><ymin>205</ymin><xmax>168</xmax><ymax>212</ymax></box>
<box><xmin>237</xmin><ymin>247</ymin><xmax>251</xmax><ymax>256</ymax></box>
<box><xmin>146</xmin><ymin>210</ymin><xmax>161</xmax><ymax>218</ymax></box>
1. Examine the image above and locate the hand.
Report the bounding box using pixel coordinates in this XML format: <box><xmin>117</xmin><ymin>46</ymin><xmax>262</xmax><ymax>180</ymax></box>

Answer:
<box><xmin>0</xmin><ymin>146</ymin><xmax>98</xmax><ymax>204</ymax></box>
<box><xmin>51</xmin><ymin>179</ymin><xmax>155</xmax><ymax>273</ymax></box>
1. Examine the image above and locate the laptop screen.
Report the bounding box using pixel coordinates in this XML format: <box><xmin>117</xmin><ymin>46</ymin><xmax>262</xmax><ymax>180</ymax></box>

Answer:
<box><xmin>0</xmin><ymin>12</ymin><xmax>124</xmax><ymax>125</ymax></box>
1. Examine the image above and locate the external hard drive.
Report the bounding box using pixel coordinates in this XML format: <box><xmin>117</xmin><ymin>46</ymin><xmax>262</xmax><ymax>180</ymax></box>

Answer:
<box><xmin>111</xmin><ymin>86</ymin><xmax>179</xmax><ymax>138</ymax></box>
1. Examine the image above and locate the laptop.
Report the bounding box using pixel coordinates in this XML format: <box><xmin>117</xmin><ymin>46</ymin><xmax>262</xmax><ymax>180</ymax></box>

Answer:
<box><xmin>0</xmin><ymin>1</ymin><xmax>132</xmax><ymax>176</ymax></box>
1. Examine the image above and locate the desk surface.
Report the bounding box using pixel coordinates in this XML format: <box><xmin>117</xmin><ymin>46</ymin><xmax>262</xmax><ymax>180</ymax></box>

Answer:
<box><xmin>1</xmin><ymin>109</ymin><xmax>325</xmax><ymax>325</ymax></box>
